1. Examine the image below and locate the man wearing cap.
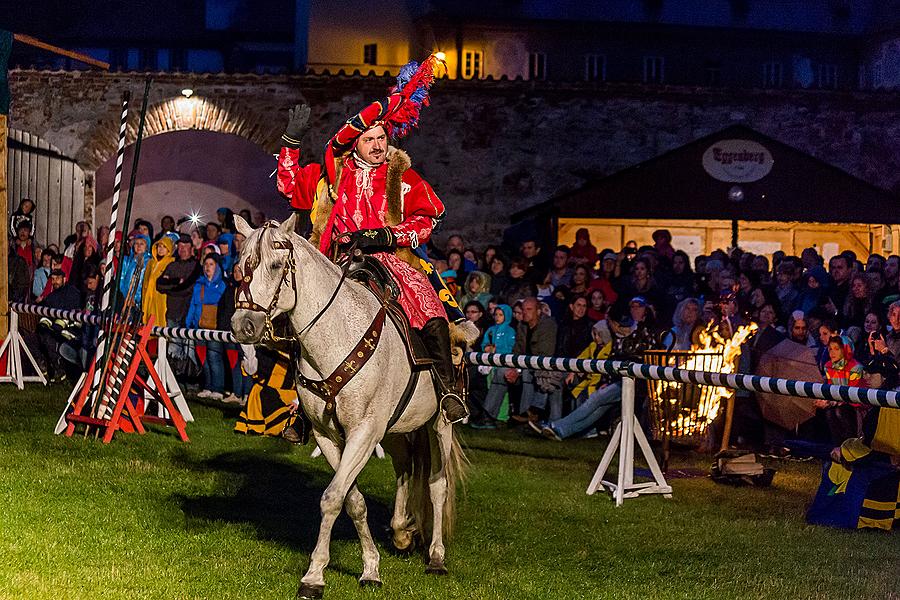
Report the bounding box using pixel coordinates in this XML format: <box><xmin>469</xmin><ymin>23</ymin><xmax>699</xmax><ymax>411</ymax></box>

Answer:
<box><xmin>275</xmin><ymin>55</ymin><xmax>471</xmax><ymax>423</ymax></box>
<box><xmin>157</xmin><ymin>235</ymin><xmax>202</xmax><ymax>366</ymax></box>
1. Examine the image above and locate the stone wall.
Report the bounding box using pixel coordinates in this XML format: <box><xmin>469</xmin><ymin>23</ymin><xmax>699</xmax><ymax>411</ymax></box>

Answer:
<box><xmin>10</xmin><ymin>69</ymin><xmax>900</xmax><ymax>245</ymax></box>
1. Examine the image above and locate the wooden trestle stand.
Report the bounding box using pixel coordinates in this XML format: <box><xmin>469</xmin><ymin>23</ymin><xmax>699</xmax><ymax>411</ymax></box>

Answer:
<box><xmin>63</xmin><ymin>316</ymin><xmax>189</xmax><ymax>443</ymax></box>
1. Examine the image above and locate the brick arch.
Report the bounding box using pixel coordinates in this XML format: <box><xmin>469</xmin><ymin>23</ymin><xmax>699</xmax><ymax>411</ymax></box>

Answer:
<box><xmin>78</xmin><ymin>95</ymin><xmax>282</xmax><ymax>172</ymax></box>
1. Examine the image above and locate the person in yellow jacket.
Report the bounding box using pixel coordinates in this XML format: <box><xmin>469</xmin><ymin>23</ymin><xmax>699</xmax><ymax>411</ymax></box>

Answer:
<box><xmin>568</xmin><ymin>320</ymin><xmax>613</xmax><ymax>401</ymax></box>
<box><xmin>142</xmin><ymin>235</ymin><xmax>175</xmax><ymax>325</ymax></box>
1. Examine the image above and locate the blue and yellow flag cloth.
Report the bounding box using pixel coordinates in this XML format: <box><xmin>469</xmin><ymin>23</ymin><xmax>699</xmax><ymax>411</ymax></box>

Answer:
<box><xmin>0</xmin><ymin>30</ymin><xmax>11</xmax><ymax>115</ymax></box>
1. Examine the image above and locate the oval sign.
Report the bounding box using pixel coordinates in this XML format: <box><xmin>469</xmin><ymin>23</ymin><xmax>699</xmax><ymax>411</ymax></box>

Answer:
<box><xmin>702</xmin><ymin>139</ymin><xmax>773</xmax><ymax>183</ymax></box>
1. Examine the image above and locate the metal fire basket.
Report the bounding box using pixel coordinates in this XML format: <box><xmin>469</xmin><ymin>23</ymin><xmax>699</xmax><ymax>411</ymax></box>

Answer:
<box><xmin>643</xmin><ymin>349</ymin><xmax>725</xmax><ymax>470</ymax></box>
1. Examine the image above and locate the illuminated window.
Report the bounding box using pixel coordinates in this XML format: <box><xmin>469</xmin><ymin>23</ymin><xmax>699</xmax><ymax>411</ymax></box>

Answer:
<box><xmin>643</xmin><ymin>56</ymin><xmax>664</xmax><ymax>83</ymax></box>
<box><xmin>818</xmin><ymin>64</ymin><xmax>838</xmax><ymax>89</ymax></box>
<box><xmin>462</xmin><ymin>50</ymin><xmax>483</xmax><ymax>79</ymax></box>
<box><xmin>584</xmin><ymin>54</ymin><xmax>606</xmax><ymax>82</ymax></box>
<box><xmin>763</xmin><ymin>61</ymin><xmax>783</xmax><ymax>88</ymax></box>
<box><xmin>363</xmin><ymin>44</ymin><xmax>377</xmax><ymax>66</ymax></box>
<box><xmin>529</xmin><ymin>52</ymin><xmax>546</xmax><ymax>80</ymax></box>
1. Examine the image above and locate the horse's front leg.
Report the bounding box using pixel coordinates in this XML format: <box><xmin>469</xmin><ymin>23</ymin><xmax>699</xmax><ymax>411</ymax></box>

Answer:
<box><xmin>298</xmin><ymin>426</ymin><xmax>380</xmax><ymax>599</ymax></box>
<box><xmin>425</xmin><ymin>418</ymin><xmax>453</xmax><ymax>575</ymax></box>
<box><xmin>313</xmin><ymin>434</ymin><xmax>382</xmax><ymax>587</ymax></box>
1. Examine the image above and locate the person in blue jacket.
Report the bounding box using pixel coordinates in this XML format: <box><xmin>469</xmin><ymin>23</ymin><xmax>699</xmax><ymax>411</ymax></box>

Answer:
<box><xmin>118</xmin><ymin>233</ymin><xmax>151</xmax><ymax>307</ymax></box>
<box><xmin>473</xmin><ymin>304</ymin><xmax>517</xmax><ymax>428</ymax></box>
<box><xmin>187</xmin><ymin>255</ymin><xmax>228</xmax><ymax>400</ymax></box>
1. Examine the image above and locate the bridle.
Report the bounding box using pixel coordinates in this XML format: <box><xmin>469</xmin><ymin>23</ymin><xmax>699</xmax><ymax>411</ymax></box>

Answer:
<box><xmin>234</xmin><ymin>221</ymin><xmax>298</xmax><ymax>343</ymax></box>
<box><xmin>234</xmin><ymin>221</ymin><xmax>354</xmax><ymax>344</ymax></box>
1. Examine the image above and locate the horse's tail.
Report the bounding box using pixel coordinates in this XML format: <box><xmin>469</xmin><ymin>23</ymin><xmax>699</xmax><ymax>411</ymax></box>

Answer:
<box><xmin>408</xmin><ymin>425</ymin><xmax>468</xmax><ymax>543</ymax></box>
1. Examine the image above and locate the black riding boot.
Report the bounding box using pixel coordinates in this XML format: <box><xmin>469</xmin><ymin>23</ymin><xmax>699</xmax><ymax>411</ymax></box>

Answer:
<box><xmin>420</xmin><ymin>318</ymin><xmax>469</xmax><ymax>423</ymax></box>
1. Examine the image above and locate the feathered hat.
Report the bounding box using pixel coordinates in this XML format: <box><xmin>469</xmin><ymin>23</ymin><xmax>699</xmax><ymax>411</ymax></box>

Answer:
<box><xmin>323</xmin><ymin>54</ymin><xmax>446</xmax><ymax>185</ymax></box>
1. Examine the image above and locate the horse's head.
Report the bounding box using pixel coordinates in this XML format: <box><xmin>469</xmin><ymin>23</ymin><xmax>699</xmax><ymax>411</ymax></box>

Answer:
<box><xmin>231</xmin><ymin>213</ymin><xmax>300</xmax><ymax>344</ymax></box>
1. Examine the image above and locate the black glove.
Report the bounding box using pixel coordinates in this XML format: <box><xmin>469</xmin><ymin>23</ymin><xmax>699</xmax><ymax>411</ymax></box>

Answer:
<box><xmin>281</xmin><ymin>103</ymin><xmax>311</xmax><ymax>148</ymax></box>
<box><xmin>338</xmin><ymin>228</ymin><xmax>396</xmax><ymax>253</ymax></box>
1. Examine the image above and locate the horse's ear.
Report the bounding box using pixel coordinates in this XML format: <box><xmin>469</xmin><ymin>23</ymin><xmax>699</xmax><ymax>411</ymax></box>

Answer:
<box><xmin>233</xmin><ymin>214</ymin><xmax>254</xmax><ymax>238</ymax></box>
<box><xmin>279</xmin><ymin>211</ymin><xmax>299</xmax><ymax>235</ymax></box>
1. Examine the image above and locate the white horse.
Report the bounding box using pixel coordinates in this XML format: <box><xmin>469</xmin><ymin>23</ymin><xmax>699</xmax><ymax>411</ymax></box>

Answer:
<box><xmin>231</xmin><ymin>214</ymin><xmax>466</xmax><ymax>599</ymax></box>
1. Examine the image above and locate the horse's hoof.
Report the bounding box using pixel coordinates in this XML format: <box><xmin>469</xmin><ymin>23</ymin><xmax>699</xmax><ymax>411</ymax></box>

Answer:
<box><xmin>359</xmin><ymin>578</ymin><xmax>382</xmax><ymax>588</ymax></box>
<box><xmin>392</xmin><ymin>528</ymin><xmax>416</xmax><ymax>552</ymax></box>
<box><xmin>296</xmin><ymin>583</ymin><xmax>325</xmax><ymax>599</ymax></box>
<box><xmin>425</xmin><ymin>562</ymin><xmax>448</xmax><ymax>576</ymax></box>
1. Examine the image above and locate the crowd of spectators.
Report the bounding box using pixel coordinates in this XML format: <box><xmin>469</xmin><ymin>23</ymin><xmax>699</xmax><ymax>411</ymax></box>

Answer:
<box><xmin>8</xmin><ymin>199</ymin><xmax>899</xmax><ymax>455</ymax></box>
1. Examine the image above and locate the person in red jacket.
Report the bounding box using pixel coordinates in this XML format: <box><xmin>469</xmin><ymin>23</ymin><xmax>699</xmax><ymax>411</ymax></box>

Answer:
<box><xmin>275</xmin><ymin>55</ymin><xmax>470</xmax><ymax>423</ymax></box>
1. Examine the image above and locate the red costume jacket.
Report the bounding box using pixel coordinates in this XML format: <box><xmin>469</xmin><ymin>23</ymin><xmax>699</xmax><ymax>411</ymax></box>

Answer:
<box><xmin>277</xmin><ymin>146</ymin><xmax>446</xmax><ymax>328</ymax></box>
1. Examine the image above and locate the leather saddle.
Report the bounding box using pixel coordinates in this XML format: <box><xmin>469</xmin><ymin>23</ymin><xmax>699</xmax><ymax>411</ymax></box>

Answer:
<box><xmin>343</xmin><ymin>254</ymin><xmax>434</xmax><ymax>369</ymax></box>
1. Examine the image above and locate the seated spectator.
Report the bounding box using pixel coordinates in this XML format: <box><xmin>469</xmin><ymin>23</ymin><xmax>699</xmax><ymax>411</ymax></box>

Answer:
<box><xmin>544</xmin><ymin>245</ymin><xmax>574</xmax><ymax>289</ymax></box>
<box><xmin>665</xmin><ymin>250</ymin><xmax>696</xmax><ymax>307</ymax></box>
<box><xmin>787</xmin><ymin>310</ymin><xmax>815</xmax><ymax>347</ymax></box>
<box><xmin>32</xmin><ymin>249</ymin><xmax>53</xmax><ymax>300</ymax></box>
<box><xmin>520</xmin><ymin>238</ymin><xmax>548</xmax><ymax>285</ymax></box>
<box><xmin>534</xmin><ymin>298</ymin><xmax>657</xmax><ymax>441</ymax></box>
<box><xmin>569</xmin><ymin>265</ymin><xmax>592</xmax><ymax>298</ymax></box>
<box><xmin>13</xmin><ymin>222</ymin><xmax>34</xmax><ymax>271</ymax></box>
<box><xmin>459</xmin><ymin>271</ymin><xmax>492</xmax><ymax>310</ymax></box>
<box><xmin>566</xmin><ymin>320</ymin><xmax>613</xmax><ymax>403</ymax></box>
<box><xmin>36</xmin><ymin>268</ymin><xmax>81</xmax><ymax>381</ymax></box>
<box><xmin>499</xmin><ymin>259</ymin><xmax>537</xmax><ymax>306</ymax></box>
<box><xmin>557</xmin><ymin>295</ymin><xmax>594</xmax><ymax>358</ymax></box>
<box><xmin>652</xmin><ymin>229</ymin><xmax>675</xmax><ymax>261</ymax></box>
<box><xmin>8</xmin><ymin>244</ymin><xmax>29</xmax><ymax>303</ymax></box>
<box><xmin>663</xmin><ymin>297</ymin><xmax>703</xmax><ymax>350</ymax></box>
<box><xmin>586</xmin><ymin>288</ymin><xmax>608</xmax><ymax>322</ymax></box>
<box><xmin>488</xmin><ymin>254</ymin><xmax>509</xmax><ymax>296</ymax></box>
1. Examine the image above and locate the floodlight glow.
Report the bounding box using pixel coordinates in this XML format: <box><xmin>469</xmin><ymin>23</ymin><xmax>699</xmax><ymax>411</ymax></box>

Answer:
<box><xmin>434</xmin><ymin>52</ymin><xmax>446</xmax><ymax>61</ymax></box>
<box><xmin>187</xmin><ymin>211</ymin><xmax>203</xmax><ymax>227</ymax></box>
<box><xmin>181</xmin><ymin>88</ymin><xmax>194</xmax><ymax>98</ymax></box>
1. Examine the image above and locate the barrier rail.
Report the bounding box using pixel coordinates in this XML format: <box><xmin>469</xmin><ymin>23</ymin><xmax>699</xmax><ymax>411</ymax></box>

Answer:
<box><xmin>11</xmin><ymin>302</ymin><xmax>893</xmax><ymax>506</ymax></box>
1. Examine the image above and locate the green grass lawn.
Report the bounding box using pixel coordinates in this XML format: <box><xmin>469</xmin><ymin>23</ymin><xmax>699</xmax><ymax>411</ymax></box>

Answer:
<box><xmin>0</xmin><ymin>385</ymin><xmax>897</xmax><ymax>600</ymax></box>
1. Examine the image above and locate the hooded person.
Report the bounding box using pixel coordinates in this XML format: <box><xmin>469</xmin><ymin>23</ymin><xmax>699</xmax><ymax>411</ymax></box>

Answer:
<box><xmin>275</xmin><ymin>54</ymin><xmax>475</xmax><ymax>423</ymax></box>
<box><xmin>819</xmin><ymin>334</ymin><xmax>867</xmax><ymax>445</ymax></box>
<box><xmin>119</xmin><ymin>233</ymin><xmax>152</xmax><ymax>308</ymax></box>
<box><xmin>458</xmin><ymin>270</ymin><xmax>492</xmax><ymax>309</ymax></box>
<box><xmin>142</xmin><ymin>235</ymin><xmax>175</xmax><ymax>325</ymax></box>
<box><xmin>10</xmin><ymin>198</ymin><xmax>36</xmax><ymax>241</ymax></box>
<box><xmin>216</xmin><ymin>232</ymin><xmax>236</xmax><ymax>275</ymax></box>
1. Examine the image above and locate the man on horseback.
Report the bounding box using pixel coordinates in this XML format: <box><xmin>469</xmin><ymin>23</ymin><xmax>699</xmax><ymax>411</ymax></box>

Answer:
<box><xmin>276</xmin><ymin>56</ymin><xmax>469</xmax><ymax>423</ymax></box>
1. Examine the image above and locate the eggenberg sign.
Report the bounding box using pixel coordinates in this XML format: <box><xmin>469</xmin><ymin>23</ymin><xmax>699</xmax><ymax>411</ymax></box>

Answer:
<box><xmin>702</xmin><ymin>139</ymin><xmax>773</xmax><ymax>183</ymax></box>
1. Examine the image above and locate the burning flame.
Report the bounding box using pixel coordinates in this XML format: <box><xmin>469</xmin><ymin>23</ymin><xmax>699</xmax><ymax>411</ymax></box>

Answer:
<box><xmin>655</xmin><ymin>320</ymin><xmax>758</xmax><ymax>434</ymax></box>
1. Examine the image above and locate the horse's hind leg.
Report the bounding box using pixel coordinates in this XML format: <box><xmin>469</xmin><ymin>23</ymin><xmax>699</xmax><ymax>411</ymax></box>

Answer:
<box><xmin>381</xmin><ymin>435</ymin><xmax>416</xmax><ymax>551</ymax></box>
<box><xmin>314</xmin><ymin>435</ymin><xmax>382</xmax><ymax>587</ymax></box>
<box><xmin>425</xmin><ymin>418</ymin><xmax>453</xmax><ymax>575</ymax></box>
<box><xmin>298</xmin><ymin>428</ymin><xmax>380</xmax><ymax>598</ymax></box>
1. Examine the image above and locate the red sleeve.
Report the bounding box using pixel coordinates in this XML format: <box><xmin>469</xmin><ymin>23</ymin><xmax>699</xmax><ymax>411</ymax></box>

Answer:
<box><xmin>390</xmin><ymin>169</ymin><xmax>444</xmax><ymax>249</ymax></box>
<box><xmin>277</xmin><ymin>147</ymin><xmax>322</xmax><ymax>211</ymax></box>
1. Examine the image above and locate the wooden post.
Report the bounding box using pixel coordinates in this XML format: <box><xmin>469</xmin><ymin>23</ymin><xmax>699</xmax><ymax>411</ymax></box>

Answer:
<box><xmin>0</xmin><ymin>113</ymin><xmax>8</xmax><ymax>338</ymax></box>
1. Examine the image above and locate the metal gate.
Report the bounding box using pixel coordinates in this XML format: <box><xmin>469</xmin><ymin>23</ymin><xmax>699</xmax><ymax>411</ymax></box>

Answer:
<box><xmin>7</xmin><ymin>128</ymin><xmax>85</xmax><ymax>247</ymax></box>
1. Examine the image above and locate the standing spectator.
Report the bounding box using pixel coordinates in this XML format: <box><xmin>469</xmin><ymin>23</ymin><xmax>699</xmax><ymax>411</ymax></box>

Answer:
<box><xmin>187</xmin><ymin>255</ymin><xmax>227</xmax><ymax>400</ymax></box>
<box><xmin>818</xmin><ymin>335</ymin><xmax>865</xmax><ymax>444</ymax></box>
<box><xmin>238</xmin><ymin>209</ymin><xmax>254</xmax><ymax>227</ymax></box>
<box><xmin>157</xmin><ymin>215</ymin><xmax>176</xmax><ymax>241</ymax></box>
<box><xmin>142</xmin><ymin>236</ymin><xmax>175</xmax><ymax>326</ymax></box>
<box><xmin>520</xmin><ymin>238</ymin><xmax>548</xmax><ymax>285</ymax></box>
<box><xmin>828</xmin><ymin>254</ymin><xmax>852</xmax><ymax>316</ymax></box>
<box><xmin>157</xmin><ymin>235</ymin><xmax>201</xmax><ymax>374</ymax></box>
<box><xmin>205</xmin><ymin>222</ymin><xmax>221</xmax><ymax>244</ymax></box>
<box><xmin>569</xmin><ymin>265</ymin><xmax>593</xmax><ymax>298</ymax></box>
<box><xmin>569</xmin><ymin>228</ymin><xmax>597</xmax><ymax>267</ymax></box>
<box><xmin>664</xmin><ymin>297</ymin><xmax>702</xmax><ymax>350</ymax></box>
<box><xmin>652</xmin><ymin>229</ymin><xmax>675</xmax><ymax>262</ymax></box>
<box><xmin>884</xmin><ymin>255</ymin><xmax>900</xmax><ymax>291</ymax></box>
<box><xmin>664</xmin><ymin>250</ymin><xmax>696</xmax><ymax>307</ymax></box>
<box><xmin>476</xmin><ymin>304</ymin><xmax>517</xmax><ymax>428</ymax></box>
<box><xmin>8</xmin><ymin>244</ymin><xmax>29</xmax><ymax>302</ymax></box>
<box><xmin>69</xmin><ymin>235</ymin><xmax>100</xmax><ymax>290</ymax></box>
<box><xmin>446</xmin><ymin>249</ymin><xmax>468</xmax><ymax>291</ymax></box>
<box><xmin>787</xmin><ymin>310</ymin><xmax>815</xmax><ymax>347</ymax></box>
<box><xmin>774</xmin><ymin>262</ymin><xmax>800</xmax><ymax>319</ymax></box>
<box><xmin>10</xmin><ymin>198</ymin><xmax>36</xmax><ymax>241</ymax></box>
<box><xmin>797</xmin><ymin>266</ymin><xmax>829</xmax><ymax>315</ymax></box>
<box><xmin>488</xmin><ymin>254</ymin><xmax>509</xmax><ymax>297</ymax></box>
<box><xmin>216</xmin><ymin>207</ymin><xmax>236</xmax><ymax>234</ymax></box>
<box><xmin>13</xmin><ymin>222</ymin><xmax>34</xmax><ymax>271</ymax></box>
<box><xmin>842</xmin><ymin>273</ymin><xmax>874</xmax><ymax>329</ymax></box>
<box><xmin>219</xmin><ymin>263</ymin><xmax>251</xmax><ymax>404</ymax></box>
<box><xmin>544</xmin><ymin>245</ymin><xmax>574</xmax><ymax>289</ymax></box>
<box><xmin>133</xmin><ymin>219</ymin><xmax>154</xmax><ymax>242</ymax></box>
<box><xmin>119</xmin><ymin>233</ymin><xmax>152</xmax><ymax>307</ymax></box>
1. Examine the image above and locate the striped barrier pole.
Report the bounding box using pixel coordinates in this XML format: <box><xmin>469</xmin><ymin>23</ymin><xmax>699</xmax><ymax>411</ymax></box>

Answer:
<box><xmin>85</xmin><ymin>91</ymin><xmax>130</xmax><ymax>408</ymax></box>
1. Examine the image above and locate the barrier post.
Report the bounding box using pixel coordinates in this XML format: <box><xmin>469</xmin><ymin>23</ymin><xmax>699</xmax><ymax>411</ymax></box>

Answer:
<box><xmin>586</xmin><ymin>375</ymin><xmax>672</xmax><ymax>506</ymax></box>
<box><xmin>0</xmin><ymin>311</ymin><xmax>47</xmax><ymax>389</ymax></box>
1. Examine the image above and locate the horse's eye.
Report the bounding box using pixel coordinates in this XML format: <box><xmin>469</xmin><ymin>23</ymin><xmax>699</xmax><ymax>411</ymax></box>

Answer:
<box><xmin>271</xmin><ymin>262</ymin><xmax>282</xmax><ymax>270</ymax></box>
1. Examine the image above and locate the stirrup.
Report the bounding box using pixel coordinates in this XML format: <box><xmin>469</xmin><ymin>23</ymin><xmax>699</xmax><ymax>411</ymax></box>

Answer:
<box><xmin>440</xmin><ymin>391</ymin><xmax>469</xmax><ymax>424</ymax></box>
